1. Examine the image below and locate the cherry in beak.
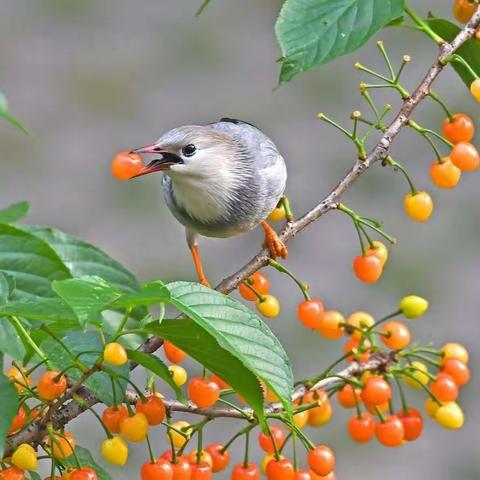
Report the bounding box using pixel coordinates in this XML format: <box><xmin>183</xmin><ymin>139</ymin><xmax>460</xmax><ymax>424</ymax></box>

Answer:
<box><xmin>130</xmin><ymin>144</ymin><xmax>182</xmax><ymax>178</ymax></box>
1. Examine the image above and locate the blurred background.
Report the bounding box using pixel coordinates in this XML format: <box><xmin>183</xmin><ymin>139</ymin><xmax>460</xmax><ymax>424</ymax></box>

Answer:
<box><xmin>1</xmin><ymin>1</ymin><xmax>478</xmax><ymax>478</ymax></box>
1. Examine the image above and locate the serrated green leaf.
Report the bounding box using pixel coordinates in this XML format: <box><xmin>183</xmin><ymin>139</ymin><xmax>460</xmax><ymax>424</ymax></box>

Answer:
<box><xmin>0</xmin><ymin>224</ymin><xmax>71</xmax><ymax>298</ymax></box>
<box><xmin>0</xmin><ymin>297</ymin><xmax>77</xmax><ymax>323</ymax></box>
<box><xmin>42</xmin><ymin>331</ymin><xmax>128</xmax><ymax>405</ymax></box>
<box><xmin>0</xmin><ymin>373</ymin><xmax>19</xmax><ymax>457</ymax></box>
<box><xmin>428</xmin><ymin>18</ymin><xmax>480</xmax><ymax>88</ymax></box>
<box><xmin>112</xmin><ymin>280</ymin><xmax>170</xmax><ymax>308</ymax></box>
<box><xmin>0</xmin><ymin>318</ymin><xmax>26</xmax><ymax>359</ymax></box>
<box><xmin>0</xmin><ymin>202</ymin><xmax>30</xmax><ymax>224</ymax></box>
<box><xmin>0</xmin><ymin>91</ymin><xmax>29</xmax><ymax>134</ymax></box>
<box><xmin>64</xmin><ymin>446</ymin><xmax>112</xmax><ymax>480</ymax></box>
<box><xmin>52</xmin><ymin>276</ymin><xmax>123</xmax><ymax>327</ymax></box>
<box><xmin>275</xmin><ymin>0</ymin><xmax>405</xmax><ymax>83</ymax></box>
<box><xmin>126</xmin><ymin>348</ymin><xmax>185</xmax><ymax>401</ymax></box>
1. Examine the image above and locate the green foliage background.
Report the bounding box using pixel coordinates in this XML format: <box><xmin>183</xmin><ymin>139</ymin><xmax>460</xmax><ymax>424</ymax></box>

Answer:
<box><xmin>0</xmin><ymin>0</ymin><xmax>477</xmax><ymax>478</ymax></box>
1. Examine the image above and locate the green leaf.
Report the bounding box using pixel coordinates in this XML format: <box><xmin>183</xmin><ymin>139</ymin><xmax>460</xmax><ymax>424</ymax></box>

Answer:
<box><xmin>0</xmin><ymin>201</ymin><xmax>30</xmax><ymax>224</ymax></box>
<box><xmin>0</xmin><ymin>319</ymin><xmax>26</xmax><ymax>359</ymax></box>
<box><xmin>52</xmin><ymin>276</ymin><xmax>124</xmax><ymax>327</ymax></box>
<box><xmin>0</xmin><ymin>373</ymin><xmax>19</xmax><ymax>457</ymax></box>
<box><xmin>28</xmin><ymin>473</ymin><xmax>42</xmax><ymax>480</ymax></box>
<box><xmin>0</xmin><ymin>297</ymin><xmax>77</xmax><ymax>323</ymax></box>
<box><xmin>0</xmin><ymin>272</ymin><xmax>11</xmax><ymax>304</ymax></box>
<box><xmin>0</xmin><ymin>91</ymin><xmax>29</xmax><ymax>134</ymax></box>
<box><xmin>428</xmin><ymin>18</ymin><xmax>480</xmax><ymax>88</ymax></box>
<box><xmin>64</xmin><ymin>446</ymin><xmax>112</xmax><ymax>480</ymax></box>
<box><xmin>126</xmin><ymin>348</ymin><xmax>186</xmax><ymax>401</ymax></box>
<box><xmin>0</xmin><ymin>224</ymin><xmax>71</xmax><ymax>298</ymax></box>
<box><xmin>42</xmin><ymin>331</ymin><xmax>128</xmax><ymax>405</ymax></box>
<box><xmin>112</xmin><ymin>280</ymin><xmax>170</xmax><ymax>308</ymax></box>
<box><xmin>275</xmin><ymin>0</ymin><xmax>405</xmax><ymax>83</ymax></box>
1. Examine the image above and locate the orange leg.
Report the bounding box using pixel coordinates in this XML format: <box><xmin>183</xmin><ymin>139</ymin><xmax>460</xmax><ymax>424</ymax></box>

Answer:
<box><xmin>261</xmin><ymin>220</ymin><xmax>288</xmax><ymax>259</ymax></box>
<box><xmin>189</xmin><ymin>245</ymin><xmax>211</xmax><ymax>287</ymax></box>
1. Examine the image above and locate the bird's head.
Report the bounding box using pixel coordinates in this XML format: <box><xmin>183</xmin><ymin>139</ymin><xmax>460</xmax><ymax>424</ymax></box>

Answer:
<box><xmin>131</xmin><ymin>125</ymin><xmax>247</xmax><ymax>181</ymax></box>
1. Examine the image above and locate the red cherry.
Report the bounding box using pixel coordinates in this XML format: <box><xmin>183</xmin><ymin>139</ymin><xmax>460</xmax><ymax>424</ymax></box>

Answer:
<box><xmin>353</xmin><ymin>253</ymin><xmax>383</xmax><ymax>284</ymax></box>
<box><xmin>397</xmin><ymin>408</ymin><xmax>423</xmax><ymax>441</ymax></box>
<box><xmin>307</xmin><ymin>445</ymin><xmax>335</xmax><ymax>477</ymax></box>
<box><xmin>441</xmin><ymin>358</ymin><xmax>471</xmax><ymax>387</ymax></box>
<box><xmin>347</xmin><ymin>413</ymin><xmax>375</xmax><ymax>443</ymax></box>
<box><xmin>190</xmin><ymin>462</ymin><xmax>212</xmax><ymax>480</ymax></box>
<box><xmin>336</xmin><ymin>384</ymin><xmax>362</xmax><ymax>409</ymax></box>
<box><xmin>70</xmin><ymin>467</ymin><xmax>98</xmax><ymax>480</ymax></box>
<box><xmin>297</xmin><ymin>299</ymin><xmax>325</xmax><ymax>329</ymax></box>
<box><xmin>375</xmin><ymin>415</ymin><xmax>405</xmax><ymax>447</ymax></box>
<box><xmin>430</xmin><ymin>373</ymin><xmax>459</xmax><ymax>402</ymax></box>
<box><xmin>231</xmin><ymin>463</ymin><xmax>260</xmax><ymax>480</ymax></box>
<box><xmin>362</xmin><ymin>376</ymin><xmax>392</xmax><ymax>405</ymax></box>
<box><xmin>258</xmin><ymin>425</ymin><xmax>286</xmax><ymax>454</ymax></box>
<box><xmin>239</xmin><ymin>272</ymin><xmax>270</xmax><ymax>301</ymax></box>
<box><xmin>205</xmin><ymin>443</ymin><xmax>230</xmax><ymax>472</ymax></box>
<box><xmin>111</xmin><ymin>151</ymin><xmax>143</xmax><ymax>180</ymax></box>
<box><xmin>266</xmin><ymin>458</ymin><xmax>295</xmax><ymax>480</ymax></box>
<box><xmin>188</xmin><ymin>377</ymin><xmax>220</xmax><ymax>408</ymax></box>
<box><xmin>140</xmin><ymin>460</ymin><xmax>173</xmax><ymax>480</ymax></box>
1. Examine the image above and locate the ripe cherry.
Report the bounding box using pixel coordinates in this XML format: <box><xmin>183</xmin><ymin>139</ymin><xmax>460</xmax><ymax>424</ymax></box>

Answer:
<box><xmin>430</xmin><ymin>158</ymin><xmax>461</xmax><ymax>189</ymax></box>
<box><xmin>168</xmin><ymin>364</ymin><xmax>188</xmax><ymax>386</ymax></box>
<box><xmin>37</xmin><ymin>370</ymin><xmax>67</xmax><ymax>401</ymax></box>
<box><xmin>188</xmin><ymin>450</ymin><xmax>213</xmax><ymax>468</ymax></box>
<box><xmin>317</xmin><ymin>311</ymin><xmax>345</xmax><ymax>340</ymax></box>
<box><xmin>375</xmin><ymin>415</ymin><xmax>405</xmax><ymax>447</ymax></box>
<box><xmin>188</xmin><ymin>376</ymin><xmax>220</xmax><ymax>408</ymax></box>
<box><xmin>8</xmin><ymin>406</ymin><xmax>27</xmax><ymax>435</ymax></box>
<box><xmin>163</xmin><ymin>341</ymin><xmax>186</xmax><ymax>363</ymax></box>
<box><xmin>205</xmin><ymin>443</ymin><xmax>230</xmax><ymax>472</ymax></box>
<box><xmin>0</xmin><ymin>467</ymin><xmax>25</xmax><ymax>480</ymax></box>
<box><xmin>69</xmin><ymin>467</ymin><xmax>98</xmax><ymax>480</ymax></box>
<box><xmin>211</xmin><ymin>374</ymin><xmax>230</xmax><ymax>390</ymax></box>
<box><xmin>454</xmin><ymin>0</ymin><xmax>477</xmax><ymax>23</ymax></box>
<box><xmin>397</xmin><ymin>407</ymin><xmax>423</xmax><ymax>441</ymax></box>
<box><xmin>6</xmin><ymin>366</ymin><xmax>32</xmax><ymax>393</ymax></box>
<box><xmin>307</xmin><ymin>445</ymin><xmax>335</xmax><ymax>477</ymax></box>
<box><xmin>266</xmin><ymin>458</ymin><xmax>295</xmax><ymax>480</ymax></box>
<box><xmin>258</xmin><ymin>425</ymin><xmax>286</xmax><ymax>454</ymax></box>
<box><xmin>161</xmin><ymin>454</ymin><xmax>191</xmax><ymax>479</ymax></box>
<box><xmin>103</xmin><ymin>342</ymin><xmax>128</xmax><ymax>366</ymax></box>
<box><xmin>102</xmin><ymin>405</ymin><xmax>128</xmax><ymax>433</ymax></box>
<box><xmin>380</xmin><ymin>320</ymin><xmax>411</xmax><ymax>350</ymax></box>
<box><xmin>297</xmin><ymin>299</ymin><xmax>325</xmax><ymax>329</ymax></box>
<box><xmin>366</xmin><ymin>240</ymin><xmax>388</xmax><ymax>267</ymax></box>
<box><xmin>352</xmin><ymin>252</ymin><xmax>382</xmax><ymax>284</ymax></box>
<box><xmin>442</xmin><ymin>113</ymin><xmax>474</xmax><ymax>143</ymax></box>
<box><xmin>471</xmin><ymin>78</ymin><xmax>480</xmax><ymax>102</ymax></box>
<box><xmin>231</xmin><ymin>463</ymin><xmax>260</xmax><ymax>480</ymax></box>
<box><xmin>120</xmin><ymin>412</ymin><xmax>149</xmax><ymax>442</ymax></box>
<box><xmin>112</xmin><ymin>151</ymin><xmax>142</xmax><ymax>180</ymax></box>
<box><xmin>190</xmin><ymin>462</ymin><xmax>212</xmax><ymax>480</ymax></box>
<box><xmin>168</xmin><ymin>421</ymin><xmax>191</xmax><ymax>449</ymax></box>
<box><xmin>441</xmin><ymin>358</ymin><xmax>471</xmax><ymax>387</ymax></box>
<box><xmin>136</xmin><ymin>395</ymin><xmax>166</xmax><ymax>425</ymax></box>
<box><xmin>450</xmin><ymin>142</ymin><xmax>480</xmax><ymax>171</ymax></box>
<box><xmin>347</xmin><ymin>413</ymin><xmax>375</xmax><ymax>443</ymax></box>
<box><xmin>346</xmin><ymin>311</ymin><xmax>374</xmax><ymax>340</ymax></box>
<box><xmin>256</xmin><ymin>295</ymin><xmax>280</xmax><ymax>318</ymax></box>
<box><xmin>336</xmin><ymin>384</ymin><xmax>362</xmax><ymax>409</ymax></box>
<box><xmin>430</xmin><ymin>373</ymin><xmax>459</xmax><ymax>402</ymax></box>
<box><xmin>435</xmin><ymin>401</ymin><xmax>464</xmax><ymax>429</ymax></box>
<box><xmin>140</xmin><ymin>460</ymin><xmax>173</xmax><ymax>480</ymax></box>
<box><xmin>294</xmin><ymin>470</ymin><xmax>312</xmax><ymax>480</ymax></box>
<box><xmin>344</xmin><ymin>338</ymin><xmax>370</xmax><ymax>363</ymax></box>
<box><xmin>404</xmin><ymin>191</ymin><xmax>433</xmax><ymax>222</ymax></box>
<box><xmin>239</xmin><ymin>272</ymin><xmax>270</xmax><ymax>301</ymax></box>
<box><xmin>308</xmin><ymin>400</ymin><xmax>333</xmax><ymax>427</ymax></box>
<box><xmin>362</xmin><ymin>376</ymin><xmax>392</xmax><ymax>405</ymax></box>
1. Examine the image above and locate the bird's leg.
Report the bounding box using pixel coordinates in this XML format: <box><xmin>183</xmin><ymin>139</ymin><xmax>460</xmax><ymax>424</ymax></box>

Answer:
<box><xmin>261</xmin><ymin>220</ymin><xmax>288</xmax><ymax>259</ymax></box>
<box><xmin>279</xmin><ymin>195</ymin><xmax>294</xmax><ymax>222</ymax></box>
<box><xmin>189</xmin><ymin>245</ymin><xmax>211</xmax><ymax>287</ymax></box>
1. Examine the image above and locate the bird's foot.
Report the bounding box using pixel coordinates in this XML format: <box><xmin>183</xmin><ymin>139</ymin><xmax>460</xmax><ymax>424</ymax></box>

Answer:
<box><xmin>261</xmin><ymin>220</ymin><xmax>288</xmax><ymax>259</ymax></box>
<box><xmin>189</xmin><ymin>245</ymin><xmax>212</xmax><ymax>288</ymax></box>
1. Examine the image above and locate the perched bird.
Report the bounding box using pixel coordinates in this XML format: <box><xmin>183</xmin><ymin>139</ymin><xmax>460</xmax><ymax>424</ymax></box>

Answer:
<box><xmin>131</xmin><ymin>118</ymin><xmax>288</xmax><ymax>286</ymax></box>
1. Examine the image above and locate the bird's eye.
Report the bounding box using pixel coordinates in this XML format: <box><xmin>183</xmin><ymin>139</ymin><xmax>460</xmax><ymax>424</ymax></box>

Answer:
<box><xmin>182</xmin><ymin>144</ymin><xmax>196</xmax><ymax>157</ymax></box>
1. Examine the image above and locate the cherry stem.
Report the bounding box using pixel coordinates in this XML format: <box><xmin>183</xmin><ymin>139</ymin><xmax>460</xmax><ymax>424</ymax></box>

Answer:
<box><xmin>242</xmin><ymin>280</ymin><xmax>265</xmax><ymax>302</ymax></box>
<box><xmin>403</xmin><ymin>352</ymin><xmax>441</xmax><ymax>368</ymax></box>
<box><xmin>385</xmin><ymin>156</ymin><xmax>418</xmax><ymax>195</ymax></box>
<box><xmin>113</xmin><ymin>307</ymin><xmax>133</xmax><ymax>341</ymax></box>
<box><xmin>242</xmin><ymin>429</ymin><xmax>250</xmax><ymax>469</ymax></box>
<box><xmin>428</xmin><ymin>90</ymin><xmax>454</xmax><ymax>122</ymax></box>
<box><xmin>404</xmin><ymin>3</ymin><xmax>444</xmax><ymax>44</ymax></box>
<box><xmin>196</xmin><ymin>425</ymin><xmax>203</xmax><ymax>464</ymax></box>
<box><xmin>400</xmin><ymin>370</ymin><xmax>442</xmax><ymax>405</ymax></box>
<box><xmin>353</xmin><ymin>387</ymin><xmax>362</xmax><ymax>419</ymax></box>
<box><xmin>220</xmin><ymin>424</ymin><xmax>254</xmax><ymax>455</ymax></box>
<box><xmin>11</xmin><ymin>316</ymin><xmax>48</xmax><ymax>363</ymax></box>
<box><xmin>393</xmin><ymin>374</ymin><xmax>409</xmax><ymax>416</ymax></box>
<box><xmin>365</xmin><ymin>309</ymin><xmax>401</xmax><ymax>335</ymax></box>
<box><xmin>73</xmin><ymin>394</ymin><xmax>112</xmax><ymax>439</ymax></box>
<box><xmin>146</xmin><ymin>435</ymin><xmax>156</xmax><ymax>464</ymax></box>
<box><xmin>445</xmin><ymin>54</ymin><xmax>479</xmax><ymax>80</ymax></box>
<box><xmin>165</xmin><ymin>415</ymin><xmax>177</xmax><ymax>464</ymax></box>
<box><xmin>195</xmin><ymin>0</ymin><xmax>211</xmax><ymax>17</ymax></box>
<box><xmin>268</xmin><ymin>259</ymin><xmax>310</xmax><ymax>301</ymax></box>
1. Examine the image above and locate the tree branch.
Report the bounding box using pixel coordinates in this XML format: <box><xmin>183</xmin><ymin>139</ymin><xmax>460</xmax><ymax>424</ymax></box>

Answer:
<box><xmin>6</xmin><ymin>7</ymin><xmax>480</xmax><ymax>456</ymax></box>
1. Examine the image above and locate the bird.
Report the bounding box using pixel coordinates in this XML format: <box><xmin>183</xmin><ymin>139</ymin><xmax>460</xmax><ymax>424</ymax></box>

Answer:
<box><xmin>130</xmin><ymin>118</ymin><xmax>288</xmax><ymax>287</ymax></box>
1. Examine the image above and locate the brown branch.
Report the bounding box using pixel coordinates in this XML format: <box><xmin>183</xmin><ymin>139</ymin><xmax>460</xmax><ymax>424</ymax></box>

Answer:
<box><xmin>6</xmin><ymin>8</ymin><xmax>480</xmax><ymax>456</ymax></box>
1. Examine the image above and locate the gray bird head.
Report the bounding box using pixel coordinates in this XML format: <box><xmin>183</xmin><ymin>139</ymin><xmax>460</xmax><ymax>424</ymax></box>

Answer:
<box><xmin>132</xmin><ymin>125</ymin><xmax>248</xmax><ymax>181</ymax></box>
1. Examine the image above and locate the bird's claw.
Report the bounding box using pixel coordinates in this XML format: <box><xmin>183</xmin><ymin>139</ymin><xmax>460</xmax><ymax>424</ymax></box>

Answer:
<box><xmin>263</xmin><ymin>233</ymin><xmax>288</xmax><ymax>259</ymax></box>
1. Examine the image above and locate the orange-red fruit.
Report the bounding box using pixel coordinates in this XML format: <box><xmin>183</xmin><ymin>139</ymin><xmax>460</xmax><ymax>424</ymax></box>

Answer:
<box><xmin>266</xmin><ymin>458</ymin><xmax>295</xmax><ymax>480</ymax></box>
<box><xmin>397</xmin><ymin>408</ymin><xmax>423</xmax><ymax>441</ymax></box>
<box><xmin>111</xmin><ymin>151</ymin><xmax>142</xmax><ymax>180</ymax></box>
<box><xmin>188</xmin><ymin>377</ymin><xmax>220</xmax><ymax>408</ymax></box>
<box><xmin>210</xmin><ymin>374</ymin><xmax>230</xmax><ymax>390</ymax></box>
<box><xmin>136</xmin><ymin>395</ymin><xmax>166</xmax><ymax>425</ymax></box>
<box><xmin>0</xmin><ymin>466</ymin><xmax>25</xmax><ymax>480</ymax></box>
<box><xmin>160</xmin><ymin>453</ymin><xmax>191</xmax><ymax>479</ymax></box>
<box><xmin>450</xmin><ymin>142</ymin><xmax>480</xmax><ymax>171</ymax></box>
<box><xmin>205</xmin><ymin>443</ymin><xmax>230</xmax><ymax>473</ymax></box>
<box><xmin>347</xmin><ymin>413</ymin><xmax>375</xmax><ymax>443</ymax></box>
<box><xmin>441</xmin><ymin>358</ymin><xmax>471</xmax><ymax>387</ymax></box>
<box><xmin>362</xmin><ymin>376</ymin><xmax>391</xmax><ymax>405</ymax></box>
<box><xmin>258</xmin><ymin>425</ymin><xmax>286</xmax><ymax>454</ymax></box>
<box><xmin>164</xmin><ymin>341</ymin><xmax>187</xmax><ymax>363</ymax></box>
<box><xmin>317</xmin><ymin>311</ymin><xmax>345</xmax><ymax>340</ymax></box>
<box><xmin>430</xmin><ymin>159</ymin><xmax>462</xmax><ymax>189</ymax></box>
<box><xmin>190</xmin><ymin>462</ymin><xmax>212</xmax><ymax>480</ymax></box>
<box><xmin>336</xmin><ymin>384</ymin><xmax>362</xmax><ymax>409</ymax></box>
<box><xmin>231</xmin><ymin>462</ymin><xmax>260</xmax><ymax>480</ymax></box>
<box><xmin>297</xmin><ymin>299</ymin><xmax>325</xmax><ymax>329</ymax></box>
<box><xmin>453</xmin><ymin>0</ymin><xmax>477</xmax><ymax>23</ymax></box>
<box><xmin>307</xmin><ymin>445</ymin><xmax>335</xmax><ymax>477</ymax></box>
<box><xmin>8</xmin><ymin>406</ymin><xmax>27</xmax><ymax>435</ymax></box>
<box><xmin>140</xmin><ymin>460</ymin><xmax>173</xmax><ymax>480</ymax></box>
<box><xmin>343</xmin><ymin>338</ymin><xmax>370</xmax><ymax>363</ymax></box>
<box><xmin>375</xmin><ymin>415</ymin><xmax>405</xmax><ymax>447</ymax></box>
<box><xmin>380</xmin><ymin>320</ymin><xmax>411</xmax><ymax>350</ymax></box>
<box><xmin>102</xmin><ymin>405</ymin><xmax>128</xmax><ymax>433</ymax></box>
<box><xmin>442</xmin><ymin>113</ymin><xmax>474</xmax><ymax>143</ymax></box>
<box><xmin>430</xmin><ymin>373</ymin><xmax>459</xmax><ymax>402</ymax></box>
<box><xmin>352</xmin><ymin>253</ymin><xmax>383</xmax><ymax>284</ymax></box>
<box><xmin>294</xmin><ymin>470</ymin><xmax>312</xmax><ymax>480</ymax></box>
<box><xmin>239</xmin><ymin>272</ymin><xmax>270</xmax><ymax>301</ymax></box>
<box><xmin>37</xmin><ymin>370</ymin><xmax>68</xmax><ymax>401</ymax></box>
<box><xmin>70</xmin><ymin>467</ymin><xmax>98</xmax><ymax>480</ymax></box>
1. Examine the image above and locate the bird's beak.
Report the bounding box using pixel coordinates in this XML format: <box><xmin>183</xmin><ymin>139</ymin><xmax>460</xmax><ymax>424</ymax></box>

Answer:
<box><xmin>130</xmin><ymin>144</ymin><xmax>177</xmax><ymax>178</ymax></box>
